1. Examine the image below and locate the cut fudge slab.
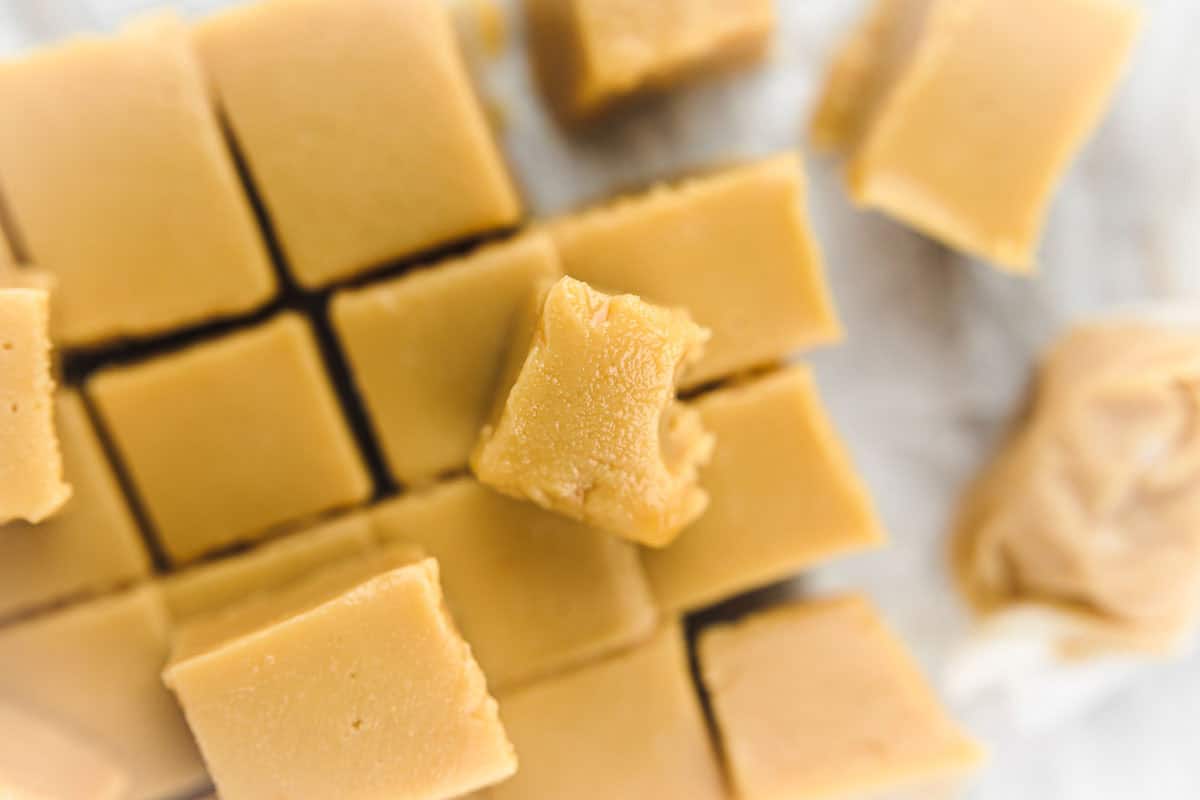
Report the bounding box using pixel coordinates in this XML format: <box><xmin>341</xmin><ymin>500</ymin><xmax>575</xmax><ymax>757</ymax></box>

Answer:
<box><xmin>472</xmin><ymin>276</ymin><xmax>713</xmax><ymax>546</ymax></box>
<box><xmin>371</xmin><ymin>478</ymin><xmax>657</xmax><ymax>690</ymax></box>
<box><xmin>0</xmin><ymin>288</ymin><xmax>68</xmax><ymax>524</ymax></box>
<box><xmin>699</xmin><ymin>596</ymin><xmax>984</xmax><ymax>800</ymax></box>
<box><xmin>0</xmin><ymin>392</ymin><xmax>150</xmax><ymax>620</ymax></box>
<box><xmin>165</xmin><ymin>556</ymin><xmax>516</xmax><ymax>800</ymax></box>
<box><xmin>642</xmin><ymin>367</ymin><xmax>883</xmax><ymax>613</ymax></box>
<box><xmin>0</xmin><ymin>702</ymin><xmax>128</xmax><ymax>800</ymax></box>
<box><xmin>0</xmin><ymin>13</ymin><xmax>275</xmax><ymax>346</ymax></box>
<box><xmin>196</xmin><ymin>0</ymin><xmax>522</xmax><ymax>288</ymax></box>
<box><xmin>0</xmin><ymin>587</ymin><xmax>207</xmax><ymax>800</ymax></box>
<box><xmin>811</xmin><ymin>0</ymin><xmax>1142</xmax><ymax>271</ymax></box>
<box><xmin>525</xmin><ymin>0</ymin><xmax>774</xmax><ymax>121</ymax></box>
<box><xmin>89</xmin><ymin>313</ymin><xmax>372</xmax><ymax>564</ymax></box>
<box><xmin>549</xmin><ymin>154</ymin><xmax>841</xmax><ymax>387</ymax></box>
<box><xmin>479</xmin><ymin>624</ymin><xmax>725</xmax><ymax>800</ymax></box>
<box><xmin>332</xmin><ymin>234</ymin><xmax>561</xmax><ymax>486</ymax></box>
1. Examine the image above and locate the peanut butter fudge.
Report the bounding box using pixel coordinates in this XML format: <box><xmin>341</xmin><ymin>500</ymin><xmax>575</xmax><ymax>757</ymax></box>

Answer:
<box><xmin>89</xmin><ymin>313</ymin><xmax>371</xmax><ymax>564</ymax></box>
<box><xmin>0</xmin><ymin>392</ymin><xmax>150</xmax><ymax>621</ymax></box>
<box><xmin>811</xmin><ymin>0</ymin><xmax>1141</xmax><ymax>271</ymax></box>
<box><xmin>525</xmin><ymin>0</ymin><xmax>775</xmax><ymax>121</ymax></box>
<box><xmin>196</xmin><ymin>0</ymin><xmax>522</xmax><ymax>288</ymax></box>
<box><xmin>0</xmin><ymin>587</ymin><xmax>207</xmax><ymax>800</ymax></box>
<box><xmin>0</xmin><ymin>288</ymin><xmax>68</xmax><ymax>524</ymax></box>
<box><xmin>371</xmin><ymin>479</ymin><xmax>657</xmax><ymax>689</ymax></box>
<box><xmin>643</xmin><ymin>367</ymin><xmax>883</xmax><ymax>612</ymax></box>
<box><xmin>333</xmin><ymin>235</ymin><xmax>561</xmax><ymax>486</ymax></box>
<box><xmin>165</xmin><ymin>556</ymin><xmax>516</xmax><ymax>800</ymax></box>
<box><xmin>0</xmin><ymin>702</ymin><xmax>129</xmax><ymax>800</ymax></box>
<box><xmin>549</xmin><ymin>155</ymin><xmax>841</xmax><ymax>387</ymax></box>
<box><xmin>700</xmin><ymin>596</ymin><xmax>984</xmax><ymax>800</ymax></box>
<box><xmin>472</xmin><ymin>276</ymin><xmax>713</xmax><ymax>546</ymax></box>
<box><xmin>0</xmin><ymin>13</ymin><xmax>275</xmax><ymax>346</ymax></box>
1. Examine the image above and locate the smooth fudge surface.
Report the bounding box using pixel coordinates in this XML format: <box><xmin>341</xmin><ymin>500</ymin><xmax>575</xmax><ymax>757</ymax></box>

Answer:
<box><xmin>89</xmin><ymin>313</ymin><xmax>371</xmax><ymax>564</ymax></box>
<box><xmin>0</xmin><ymin>13</ymin><xmax>274</xmax><ymax>346</ymax></box>
<box><xmin>0</xmin><ymin>392</ymin><xmax>150</xmax><ymax>620</ymax></box>
<box><xmin>0</xmin><ymin>288</ymin><xmax>68</xmax><ymax>524</ymax></box>
<box><xmin>812</xmin><ymin>0</ymin><xmax>1141</xmax><ymax>271</ymax></box>
<box><xmin>333</xmin><ymin>234</ymin><xmax>562</xmax><ymax>486</ymax></box>
<box><xmin>642</xmin><ymin>367</ymin><xmax>883</xmax><ymax>613</ymax></box>
<box><xmin>196</xmin><ymin>0</ymin><xmax>521</xmax><ymax>288</ymax></box>
<box><xmin>0</xmin><ymin>702</ymin><xmax>129</xmax><ymax>800</ymax></box>
<box><xmin>0</xmin><ymin>587</ymin><xmax>206</xmax><ymax>800</ymax></box>
<box><xmin>165</xmin><ymin>557</ymin><xmax>516</xmax><ymax>800</ymax></box>
<box><xmin>550</xmin><ymin>154</ymin><xmax>841</xmax><ymax>387</ymax></box>
<box><xmin>472</xmin><ymin>276</ymin><xmax>713</xmax><ymax>546</ymax></box>
<box><xmin>371</xmin><ymin>478</ymin><xmax>657</xmax><ymax>690</ymax></box>
<box><xmin>699</xmin><ymin>595</ymin><xmax>983</xmax><ymax>800</ymax></box>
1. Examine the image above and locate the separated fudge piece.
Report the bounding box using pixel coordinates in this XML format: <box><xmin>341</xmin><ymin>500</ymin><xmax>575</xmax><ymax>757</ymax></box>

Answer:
<box><xmin>371</xmin><ymin>478</ymin><xmax>657</xmax><ymax>689</ymax></box>
<box><xmin>0</xmin><ymin>392</ymin><xmax>150</xmax><ymax>620</ymax></box>
<box><xmin>478</xmin><ymin>624</ymin><xmax>725</xmax><ymax>800</ymax></box>
<box><xmin>165</xmin><ymin>556</ymin><xmax>516</xmax><ymax>800</ymax></box>
<box><xmin>642</xmin><ymin>366</ymin><xmax>883</xmax><ymax>613</ymax></box>
<box><xmin>89</xmin><ymin>313</ymin><xmax>371</xmax><ymax>564</ymax></box>
<box><xmin>525</xmin><ymin>0</ymin><xmax>775</xmax><ymax>122</ymax></box>
<box><xmin>0</xmin><ymin>587</ymin><xmax>207</xmax><ymax>800</ymax></box>
<box><xmin>700</xmin><ymin>596</ymin><xmax>984</xmax><ymax>800</ymax></box>
<box><xmin>0</xmin><ymin>702</ymin><xmax>128</xmax><ymax>800</ymax></box>
<box><xmin>333</xmin><ymin>234</ymin><xmax>561</xmax><ymax>486</ymax></box>
<box><xmin>0</xmin><ymin>289</ymin><xmax>68</xmax><ymax>523</ymax></box>
<box><xmin>549</xmin><ymin>154</ymin><xmax>841</xmax><ymax>387</ymax></box>
<box><xmin>0</xmin><ymin>13</ymin><xmax>274</xmax><ymax>346</ymax></box>
<box><xmin>196</xmin><ymin>0</ymin><xmax>521</xmax><ymax>288</ymax></box>
<box><xmin>811</xmin><ymin>0</ymin><xmax>1141</xmax><ymax>271</ymax></box>
<box><xmin>472</xmin><ymin>276</ymin><xmax>713</xmax><ymax>546</ymax></box>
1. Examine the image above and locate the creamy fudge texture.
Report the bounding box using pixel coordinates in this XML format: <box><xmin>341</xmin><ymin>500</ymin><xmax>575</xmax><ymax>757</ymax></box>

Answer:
<box><xmin>472</xmin><ymin>276</ymin><xmax>713</xmax><ymax>546</ymax></box>
<box><xmin>550</xmin><ymin>155</ymin><xmax>841</xmax><ymax>387</ymax></box>
<box><xmin>812</xmin><ymin>0</ymin><xmax>1142</xmax><ymax>271</ymax></box>
<box><xmin>700</xmin><ymin>596</ymin><xmax>984</xmax><ymax>800</ymax></box>
<box><xmin>0</xmin><ymin>13</ymin><xmax>275</xmax><ymax>346</ymax></box>
<box><xmin>333</xmin><ymin>234</ymin><xmax>562</xmax><ymax>486</ymax></box>
<box><xmin>165</xmin><ymin>557</ymin><xmax>516</xmax><ymax>800</ymax></box>
<box><xmin>0</xmin><ymin>702</ymin><xmax>129</xmax><ymax>800</ymax></box>
<box><xmin>196</xmin><ymin>0</ymin><xmax>522</xmax><ymax>288</ymax></box>
<box><xmin>642</xmin><ymin>367</ymin><xmax>883</xmax><ymax>613</ymax></box>
<box><xmin>89</xmin><ymin>313</ymin><xmax>371</xmax><ymax>564</ymax></box>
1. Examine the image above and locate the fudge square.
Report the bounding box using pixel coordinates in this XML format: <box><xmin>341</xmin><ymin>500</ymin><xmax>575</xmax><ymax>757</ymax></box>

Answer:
<box><xmin>164</xmin><ymin>556</ymin><xmax>516</xmax><ymax>800</ymax></box>
<box><xmin>0</xmin><ymin>586</ymin><xmax>207</xmax><ymax>800</ymax></box>
<box><xmin>88</xmin><ymin>312</ymin><xmax>372</xmax><ymax>564</ymax></box>
<box><xmin>472</xmin><ymin>276</ymin><xmax>714</xmax><ymax>547</ymax></box>
<box><xmin>642</xmin><ymin>367</ymin><xmax>883</xmax><ymax>613</ymax></box>
<box><xmin>0</xmin><ymin>702</ymin><xmax>128</xmax><ymax>800</ymax></box>
<box><xmin>195</xmin><ymin>0</ymin><xmax>522</xmax><ymax>288</ymax></box>
<box><xmin>0</xmin><ymin>13</ymin><xmax>275</xmax><ymax>347</ymax></box>
<box><xmin>811</xmin><ymin>0</ymin><xmax>1142</xmax><ymax>271</ymax></box>
<box><xmin>699</xmin><ymin>596</ymin><xmax>984</xmax><ymax>800</ymax></box>
<box><xmin>333</xmin><ymin>234</ymin><xmax>561</xmax><ymax>486</ymax></box>
<box><xmin>371</xmin><ymin>478</ymin><xmax>657</xmax><ymax>690</ymax></box>
<box><xmin>550</xmin><ymin>154</ymin><xmax>841</xmax><ymax>387</ymax></box>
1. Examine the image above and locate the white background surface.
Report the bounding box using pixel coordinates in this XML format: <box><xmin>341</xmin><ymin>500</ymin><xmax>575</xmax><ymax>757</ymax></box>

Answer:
<box><xmin>3</xmin><ymin>0</ymin><xmax>1199</xmax><ymax>797</ymax></box>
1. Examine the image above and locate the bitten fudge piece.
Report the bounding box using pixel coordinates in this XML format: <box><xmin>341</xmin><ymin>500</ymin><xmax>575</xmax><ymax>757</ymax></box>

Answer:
<box><xmin>164</xmin><ymin>556</ymin><xmax>516</xmax><ymax>800</ymax></box>
<box><xmin>196</xmin><ymin>0</ymin><xmax>522</xmax><ymax>288</ymax></box>
<box><xmin>0</xmin><ymin>587</ymin><xmax>207</xmax><ymax>800</ymax></box>
<box><xmin>0</xmin><ymin>289</ymin><xmax>68</xmax><ymax>523</ymax></box>
<box><xmin>642</xmin><ymin>367</ymin><xmax>883</xmax><ymax>613</ymax></box>
<box><xmin>525</xmin><ymin>0</ymin><xmax>774</xmax><ymax>121</ymax></box>
<box><xmin>333</xmin><ymin>235</ymin><xmax>561</xmax><ymax>486</ymax></box>
<box><xmin>550</xmin><ymin>155</ymin><xmax>841</xmax><ymax>387</ymax></box>
<box><xmin>699</xmin><ymin>596</ymin><xmax>984</xmax><ymax>800</ymax></box>
<box><xmin>89</xmin><ymin>313</ymin><xmax>371</xmax><ymax>564</ymax></box>
<box><xmin>472</xmin><ymin>276</ymin><xmax>714</xmax><ymax>546</ymax></box>
<box><xmin>371</xmin><ymin>478</ymin><xmax>656</xmax><ymax>689</ymax></box>
<box><xmin>0</xmin><ymin>392</ymin><xmax>150</xmax><ymax>620</ymax></box>
<box><xmin>478</xmin><ymin>624</ymin><xmax>725</xmax><ymax>800</ymax></box>
<box><xmin>0</xmin><ymin>702</ymin><xmax>128</xmax><ymax>800</ymax></box>
<box><xmin>0</xmin><ymin>13</ymin><xmax>274</xmax><ymax>346</ymax></box>
<box><xmin>811</xmin><ymin>0</ymin><xmax>1141</xmax><ymax>271</ymax></box>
